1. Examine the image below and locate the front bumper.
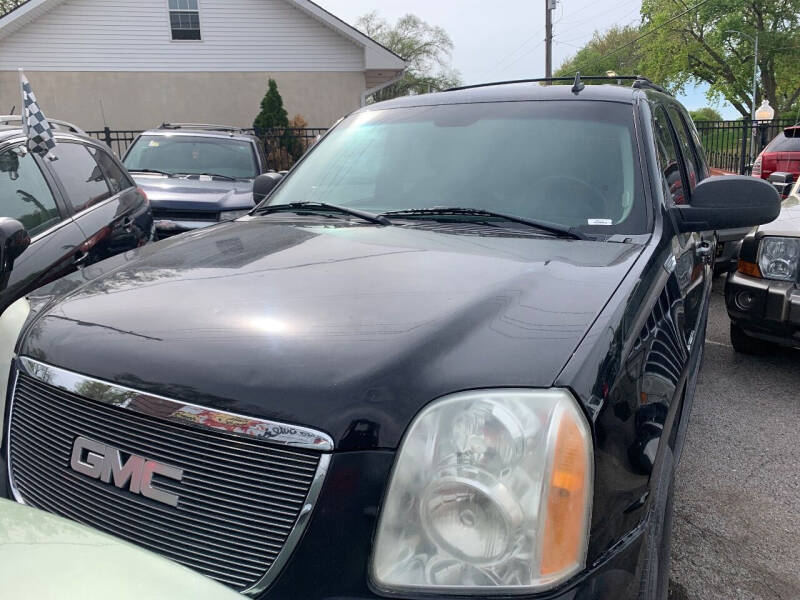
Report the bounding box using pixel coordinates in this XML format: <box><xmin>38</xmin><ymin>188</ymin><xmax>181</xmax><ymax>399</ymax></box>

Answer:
<box><xmin>0</xmin><ymin>444</ymin><xmax>648</xmax><ymax>600</ymax></box>
<box><xmin>725</xmin><ymin>271</ymin><xmax>800</xmax><ymax>347</ymax></box>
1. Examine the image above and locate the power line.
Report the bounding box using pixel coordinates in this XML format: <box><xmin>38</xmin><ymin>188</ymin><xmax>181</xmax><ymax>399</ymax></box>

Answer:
<box><xmin>478</xmin><ymin>26</ymin><xmax>546</xmax><ymax>80</ymax></box>
<box><xmin>555</xmin><ymin>8</ymin><xmax>643</xmax><ymax>44</ymax></box>
<box><xmin>498</xmin><ymin>40</ymin><xmax>547</xmax><ymax>76</ymax></box>
<box><xmin>555</xmin><ymin>0</ymin><xmax>641</xmax><ymax>35</ymax></box>
<box><xmin>574</xmin><ymin>0</ymin><xmax>713</xmax><ymax>72</ymax></box>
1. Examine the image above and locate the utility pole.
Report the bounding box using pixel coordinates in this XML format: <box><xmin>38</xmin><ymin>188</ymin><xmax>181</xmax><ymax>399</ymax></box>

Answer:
<box><xmin>545</xmin><ymin>0</ymin><xmax>554</xmax><ymax>79</ymax></box>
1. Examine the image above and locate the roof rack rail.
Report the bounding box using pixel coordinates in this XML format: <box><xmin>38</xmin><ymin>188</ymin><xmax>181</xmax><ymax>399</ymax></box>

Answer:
<box><xmin>159</xmin><ymin>123</ymin><xmax>249</xmax><ymax>135</ymax></box>
<box><xmin>446</xmin><ymin>74</ymin><xmax>671</xmax><ymax>95</ymax></box>
<box><xmin>0</xmin><ymin>115</ymin><xmax>85</xmax><ymax>134</ymax></box>
<box><xmin>630</xmin><ymin>77</ymin><xmax>669</xmax><ymax>95</ymax></box>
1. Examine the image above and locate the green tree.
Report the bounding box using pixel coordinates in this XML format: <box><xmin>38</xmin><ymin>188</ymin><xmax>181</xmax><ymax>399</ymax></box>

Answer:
<box><xmin>0</xmin><ymin>1</ymin><xmax>25</xmax><ymax>17</ymax></box>
<box><xmin>555</xmin><ymin>25</ymin><xmax>644</xmax><ymax>78</ymax></box>
<box><xmin>689</xmin><ymin>107</ymin><xmax>723</xmax><ymax>121</ymax></box>
<box><xmin>356</xmin><ymin>12</ymin><xmax>461</xmax><ymax>102</ymax></box>
<box><xmin>638</xmin><ymin>0</ymin><xmax>800</xmax><ymax>118</ymax></box>
<box><xmin>253</xmin><ymin>78</ymin><xmax>289</xmax><ymax>132</ymax></box>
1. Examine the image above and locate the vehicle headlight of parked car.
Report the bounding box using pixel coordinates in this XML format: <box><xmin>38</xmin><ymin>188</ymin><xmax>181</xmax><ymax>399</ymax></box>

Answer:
<box><xmin>372</xmin><ymin>388</ymin><xmax>592</xmax><ymax>593</ymax></box>
<box><xmin>757</xmin><ymin>236</ymin><xmax>800</xmax><ymax>281</ymax></box>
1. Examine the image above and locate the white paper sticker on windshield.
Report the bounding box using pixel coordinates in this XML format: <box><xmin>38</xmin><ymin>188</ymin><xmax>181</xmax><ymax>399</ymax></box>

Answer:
<box><xmin>148</xmin><ymin>140</ymin><xmax>160</xmax><ymax>147</ymax></box>
<box><xmin>588</xmin><ymin>218</ymin><xmax>613</xmax><ymax>226</ymax></box>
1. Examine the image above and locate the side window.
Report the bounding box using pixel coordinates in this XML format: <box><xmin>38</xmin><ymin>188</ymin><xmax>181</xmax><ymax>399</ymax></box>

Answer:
<box><xmin>681</xmin><ymin>111</ymin><xmax>710</xmax><ymax>179</ymax></box>
<box><xmin>91</xmin><ymin>146</ymin><xmax>133</xmax><ymax>193</ymax></box>
<box><xmin>652</xmin><ymin>106</ymin><xmax>689</xmax><ymax>205</ymax></box>
<box><xmin>49</xmin><ymin>142</ymin><xmax>112</xmax><ymax>212</ymax></box>
<box><xmin>0</xmin><ymin>146</ymin><xmax>61</xmax><ymax>237</ymax></box>
<box><xmin>666</xmin><ymin>105</ymin><xmax>700</xmax><ymax>188</ymax></box>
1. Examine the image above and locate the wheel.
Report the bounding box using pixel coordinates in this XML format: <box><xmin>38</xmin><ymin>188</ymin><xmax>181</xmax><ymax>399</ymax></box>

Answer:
<box><xmin>639</xmin><ymin>448</ymin><xmax>675</xmax><ymax>600</ymax></box>
<box><xmin>730</xmin><ymin>322</ymin><xmax>773</xmax><ymax>355</ymax></box>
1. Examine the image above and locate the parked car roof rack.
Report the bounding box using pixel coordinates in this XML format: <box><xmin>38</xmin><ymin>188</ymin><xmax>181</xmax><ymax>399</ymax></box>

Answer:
<box><xmin>0</xmin><ymin>115</ymin><xmax>85</xmax><ymax>134</ymax></box>
<box><xmin>446</xmin><ymin>74</ymin><xmax>671</xmax><ymax>96</ymax></box>
<box><xmin>159</xmin><ymin>123</ymin><xmax>249</xmax><ymax>135</ymax></box>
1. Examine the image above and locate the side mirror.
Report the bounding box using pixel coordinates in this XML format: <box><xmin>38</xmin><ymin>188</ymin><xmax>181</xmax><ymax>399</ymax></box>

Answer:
<box><xmin>0</xmin><ymin>217</ymin><xmax>30</xmax><ymax>289</ymax></box>
<box><xmin>670</xmin><ymin>176</ymin><xmax>781</xmax><ymax>233</ymax></box>
<box><xmin>252</xmin><ymin>172</ymin><xmax>284</xmax><ymax>203</ymax></box>
<box><xmin>768</xmin><ymin>172</ymin><xmax>794</xmax><ymax>198</ymax></box>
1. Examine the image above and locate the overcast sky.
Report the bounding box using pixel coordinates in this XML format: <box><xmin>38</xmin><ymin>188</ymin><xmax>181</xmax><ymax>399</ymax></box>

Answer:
<box><xmin>318</xmin><ymin>0</ymin><xmax>739</xmax><ymax>118</ymax></box>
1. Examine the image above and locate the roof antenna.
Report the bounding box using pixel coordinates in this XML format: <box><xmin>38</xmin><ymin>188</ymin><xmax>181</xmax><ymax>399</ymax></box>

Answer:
<box><xmin>572</xmin><ymin>72</ymin><xmax>585</xmax><ymax>94</ymax></box>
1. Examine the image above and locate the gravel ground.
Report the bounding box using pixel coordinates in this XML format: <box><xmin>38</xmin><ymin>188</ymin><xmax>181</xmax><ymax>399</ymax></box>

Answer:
<box><xmin>669</xmin><ymin>278</ymin><xmax>800</xmax><ymax>600</ymax></box>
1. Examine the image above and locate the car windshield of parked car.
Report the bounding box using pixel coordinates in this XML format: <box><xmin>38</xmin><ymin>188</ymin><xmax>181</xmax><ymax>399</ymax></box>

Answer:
<box><xmin>267</xmin><ymin>101</ymin><xmax>648</xmax><ymax>235</ymax></box>
<box><xmin>124</xmin><ymin>135</ymin><xmax>258</xmax><ymax>179</ymax></box>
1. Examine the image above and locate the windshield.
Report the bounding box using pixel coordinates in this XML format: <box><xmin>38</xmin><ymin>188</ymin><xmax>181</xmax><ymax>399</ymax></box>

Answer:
<box><xmin>266</xmin><ymin>101</ymin><xmax>648</xmax><ymax>234</ymax></box>
<box><xmin>124</xmin><ymin>134</ymin><xmax>258</xmax><ymax>179</ymax></box>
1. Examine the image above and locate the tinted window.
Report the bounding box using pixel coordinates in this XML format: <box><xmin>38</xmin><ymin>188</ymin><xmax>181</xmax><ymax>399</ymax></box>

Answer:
<box><xmin>267</xmin><ymin>101</ymin><xmax>648</xmax><ymax>235</ymax></box>
<box><xmin>683</xmin><ymin>113</ymin><xmax>710</xmax><ymax>178</ymax></box>
<box><xmin>666</xmin><ymin>105</ymin><xmax>699</xmax><ymax>190</ymax></box>
<box><xmin>91</xmin><ymin>146</ymin><xmax>133</xmax><ymax>193</ymax></box>
<box><xmin>49</xmin><ymin>143</ymin><xmax>112</xmax><ymax>212</ymax></box>
<box><xmin>653</xmin><ymin>106</ymin><xmax>688</xmax><ymax>205</ymax></box>
<box><xmin>0</xmin><ymin>147</ymin><xmax>61</xmax><ymax>237</ymax></box>
<box><xmin>765</xmin><ymin>131</ymin><xmax>800</xmax><ymax>152</ymax></box>
<box><xmin>124</xmin><ymin>135</ymin><xmax>258</xmax><ymax>179</ymax></box>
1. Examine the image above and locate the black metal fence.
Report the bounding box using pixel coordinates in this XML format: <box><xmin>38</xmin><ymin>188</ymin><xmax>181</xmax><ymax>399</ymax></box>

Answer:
<box><xmin>86</xmin><ymin>128</ymin><xmax>142</xmax><ymax>158</ymax></box>
<box><xmin>86</xmin><ymin>126</ymin><xmax>329</xmax><ymax>171</ymax></box>
<box><xmin>694</xmin><ymin>118</ymin><xmax>797</xmax><ymax>174</ymax></box>
<box><xmin>259</xmin><ymin>127</ymin><xmax>328</xmax><ymax>171</ymax></box>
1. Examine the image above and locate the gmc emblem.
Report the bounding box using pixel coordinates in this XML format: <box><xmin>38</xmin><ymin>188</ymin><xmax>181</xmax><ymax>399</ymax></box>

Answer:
<box><xmin>70</xmin><ymin>436</ymin><xmax>184</xmax><ymax>507</ymax></box>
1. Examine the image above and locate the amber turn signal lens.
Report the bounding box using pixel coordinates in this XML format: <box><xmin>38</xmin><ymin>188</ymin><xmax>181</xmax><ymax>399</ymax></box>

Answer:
<box><xmin>539</xmin><ymin>408</ymin><xmax>592</xmax><ymax>578</ymax></box>
<box><xmin>737</xmin><ymin>260</ymin><xmax>761</xmax><ymax>278</ymax></box>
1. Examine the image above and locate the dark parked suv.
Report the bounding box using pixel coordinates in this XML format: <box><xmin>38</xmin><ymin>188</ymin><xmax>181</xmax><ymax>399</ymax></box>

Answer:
<box><xmin>123</xmin><ymin>124</ymin><xmax>268</xmax><ymax>237</ymax></box>
<box><xmin>0</xmin><ymin>78</ymin><xmax>778</xmax><ymax>600</ymax></box>
<box><xmin>0</xmin><ymin>116</ymin><xmax>153</xmax><ymax>313</ymax></box>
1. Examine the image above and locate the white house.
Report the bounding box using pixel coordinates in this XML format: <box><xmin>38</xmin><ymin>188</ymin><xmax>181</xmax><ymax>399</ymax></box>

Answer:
<box><xmin>0</xmin><ymin>0</ymin><xmax>407</xmax><ymax>130</ymax></box>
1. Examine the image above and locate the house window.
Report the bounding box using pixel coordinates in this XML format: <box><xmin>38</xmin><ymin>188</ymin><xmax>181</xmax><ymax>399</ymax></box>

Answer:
<box><xmin>169</xmin><ymin>0</ymin><xmax>201</xmax><ymax>40</ymax></box>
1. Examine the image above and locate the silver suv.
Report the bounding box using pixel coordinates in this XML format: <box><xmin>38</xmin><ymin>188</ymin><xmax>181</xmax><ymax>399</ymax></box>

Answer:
<box><xmin>123</xmin><ymin>124</ymin><xmax>268</xmax><ymax>237</ymax></box>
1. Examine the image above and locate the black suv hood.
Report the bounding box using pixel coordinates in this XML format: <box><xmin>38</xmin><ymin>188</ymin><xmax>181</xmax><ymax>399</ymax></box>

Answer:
<box><xmin>21</xmin><ymin>219</ymin><xmax>642</xmax><ymax>449</ymax></box>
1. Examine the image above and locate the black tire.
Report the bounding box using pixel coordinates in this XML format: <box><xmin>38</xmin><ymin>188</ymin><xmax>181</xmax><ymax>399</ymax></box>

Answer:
<box><xmin>638</xmin><ymin>448</ymin><xmax>675</xmax><ymax>600</ymax></box>
<box><xmin>729</xmin><ymin>322</ymin><xmax>773</xmax><ymax>355</ymax></box>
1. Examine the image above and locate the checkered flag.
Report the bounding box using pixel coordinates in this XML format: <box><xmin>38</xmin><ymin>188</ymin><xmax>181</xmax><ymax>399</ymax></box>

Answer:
<box><xmin>19</xmin><ymin>68</ymin><xmax>56</xmax><ymax>158</ymax></box>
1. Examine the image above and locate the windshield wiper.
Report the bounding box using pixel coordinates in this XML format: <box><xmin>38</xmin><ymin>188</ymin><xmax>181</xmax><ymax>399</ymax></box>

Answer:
<box><xmin>176</xmin><ymin>172</ymin><xmax>239</xmax><ymax>181</ymax></box>
<box><xmin>253</xmin><ymin>202</ymin><xmax>391</xmax><ymax>226</ymax></box>
<box><xmin>379</xmin><ymin>207</ymin><xmax>587</xmax><ymax>240</ymax></box>
<box><xmin>128</xmin><ymin>168</ymin><xmax>173</xmax><ymax>177</ymax></box>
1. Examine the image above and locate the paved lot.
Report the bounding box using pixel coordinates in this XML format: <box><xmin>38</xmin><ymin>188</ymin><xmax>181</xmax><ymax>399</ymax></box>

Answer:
<box><xmin>669</xmin><ymin>278</ymin><xmax>800</xmax><ymax>600</ymax></box>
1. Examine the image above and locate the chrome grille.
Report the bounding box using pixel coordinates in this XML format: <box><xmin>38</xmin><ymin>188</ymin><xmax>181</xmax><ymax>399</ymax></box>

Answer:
<box><xmin>8</xmin><ymin>368</ymin><xmax>326</xmax><ymax>593</ymax></box>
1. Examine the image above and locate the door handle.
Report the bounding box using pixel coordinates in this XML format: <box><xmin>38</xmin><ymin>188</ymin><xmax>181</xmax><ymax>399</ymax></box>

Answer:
<box><xmin>696</xmin><ymin>241</ymin><xmax>713</xmax><ymax>264</ymax></box>
<box><xmin>73</xmin><ymin>250</ymin><xmax>89</xmax><ymax>268</ymax></box>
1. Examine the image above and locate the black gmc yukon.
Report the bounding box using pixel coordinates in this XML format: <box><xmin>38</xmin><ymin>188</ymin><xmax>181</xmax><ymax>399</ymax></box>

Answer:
<box><xmin>0</xmin><ymin>78</ymin><xmax>779</xmax><ymax>600</ymax></box>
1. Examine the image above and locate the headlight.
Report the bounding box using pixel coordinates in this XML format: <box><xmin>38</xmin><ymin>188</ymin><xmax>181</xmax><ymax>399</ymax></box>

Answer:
<box><xmin>372</xmin><ymin>389</ymin><xmax>593</xmax><ymax>593</ymax></box>
<box><xmin>219</xmin><ymin>210</ymin><xmax>250</xmax><ymax>221</ymax></box>
<box><xmin>758</xmin><ymin>236</ymin><xmax>800</xmax><ymax>281</ymax></box>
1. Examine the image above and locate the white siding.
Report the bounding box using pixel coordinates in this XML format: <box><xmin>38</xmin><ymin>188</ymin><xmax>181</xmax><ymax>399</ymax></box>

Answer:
<box><xmin>0</xmin><ymin>0</ymin><xmax>365</xmax><ymax>71</ymax></box>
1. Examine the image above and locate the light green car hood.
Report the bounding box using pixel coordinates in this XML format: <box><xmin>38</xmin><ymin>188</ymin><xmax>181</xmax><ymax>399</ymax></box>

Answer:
<box><xmin>0</xmin><ymin>499</ymin><xmax>241</xmax><ymax>600</ymax></box>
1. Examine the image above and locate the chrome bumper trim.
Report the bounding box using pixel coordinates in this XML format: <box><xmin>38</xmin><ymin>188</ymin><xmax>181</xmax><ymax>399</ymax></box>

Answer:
<box><xmin>16</xmin><ymin>356</ymin><xmax>334</xmax><ymax>451</ymax></box>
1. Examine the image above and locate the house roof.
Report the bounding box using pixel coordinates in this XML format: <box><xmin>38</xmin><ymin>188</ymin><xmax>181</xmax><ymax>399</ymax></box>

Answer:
<box><xmin>0</xmin><ymin>0</ymin><xmax>407</xmax><ymax>71</ymax></box>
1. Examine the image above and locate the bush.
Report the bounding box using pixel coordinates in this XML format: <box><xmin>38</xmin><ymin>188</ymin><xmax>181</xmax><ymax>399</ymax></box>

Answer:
<box><xmin>253</xmin><ymin>78</ymin><xmax>289</xmax><ymax>132</ymax></box>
